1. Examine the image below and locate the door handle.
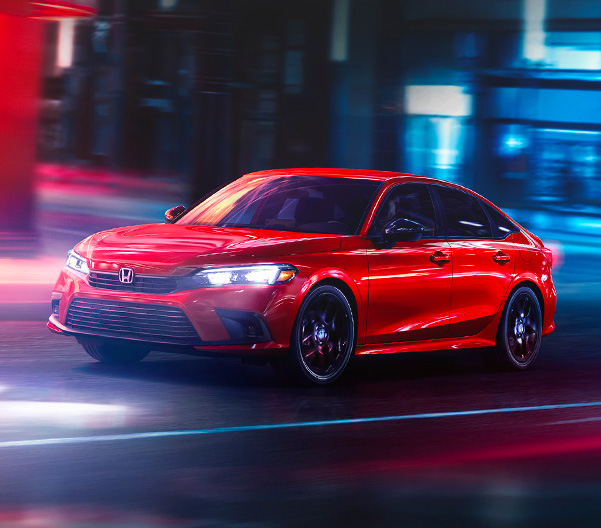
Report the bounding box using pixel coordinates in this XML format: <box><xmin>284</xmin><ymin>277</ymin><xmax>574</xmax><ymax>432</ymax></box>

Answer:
<box><xmin>430</xmin><ymin>251</ymin><xmax>451</xmax><ymax>265</ymax></box>
<box><xmin>493</xmin><ymin>251</ymin><xmax>511</xmax><ymax>264</ymax></box>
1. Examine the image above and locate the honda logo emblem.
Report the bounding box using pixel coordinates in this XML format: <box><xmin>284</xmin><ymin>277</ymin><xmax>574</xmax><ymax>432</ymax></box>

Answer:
<box><xmin>118</xmin><ymin>267</ymin><xmax>135</xmax><ymax>284</ymax></box>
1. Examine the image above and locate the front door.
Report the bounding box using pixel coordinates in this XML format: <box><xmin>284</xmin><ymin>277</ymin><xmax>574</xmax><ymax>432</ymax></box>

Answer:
<box><xmin>366</xmin><ymin>183</ymin><xmax>452</xmax><ymax>344</ymax></box>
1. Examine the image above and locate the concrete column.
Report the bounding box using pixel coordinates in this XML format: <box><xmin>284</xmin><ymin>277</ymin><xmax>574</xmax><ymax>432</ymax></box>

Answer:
<box><xmin>0</xmin><ymin>13</ymin><xmax>43</xmax><ymax>253</ymax></box>
<box><xmin>0</xmin><ymin>1</ymin><xmax>96</xmax><ymax>254</ymax></box>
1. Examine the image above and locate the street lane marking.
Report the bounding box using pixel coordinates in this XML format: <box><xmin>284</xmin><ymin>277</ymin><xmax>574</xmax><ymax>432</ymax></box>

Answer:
<box><xmin>2</xmin><ymin>400</ymin><xmax>601</xmax><ymax>448</ymax></box>
<box><xmin>548</xmin><ymin>416</ymin><xmax>601</xmax><ymax>425</ymax></box>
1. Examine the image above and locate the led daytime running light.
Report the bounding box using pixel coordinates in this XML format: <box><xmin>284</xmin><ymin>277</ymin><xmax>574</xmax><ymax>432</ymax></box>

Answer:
<box><xmin>194</xmin><ymin>264</ymin><xmax>297</xmax><ymax>287</ymax></box>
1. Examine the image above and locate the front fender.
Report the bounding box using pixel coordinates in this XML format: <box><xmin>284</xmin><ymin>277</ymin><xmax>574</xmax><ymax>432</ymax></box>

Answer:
<box><xmin>293</xmin><ymin>268</ymin><xmax>367</xmax><ymax>344</ymax></box>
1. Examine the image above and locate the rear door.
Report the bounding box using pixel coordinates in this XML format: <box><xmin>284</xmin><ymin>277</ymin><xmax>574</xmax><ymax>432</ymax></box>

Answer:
<box><xmin>366</xmin><ymin>183</ymin><xmax>452</xmax><ymax>344</ymax></box>
<box><xmin>432</xmin><ymin>185</ymin><xmax>517</xmax><ymax>338</ymax></box>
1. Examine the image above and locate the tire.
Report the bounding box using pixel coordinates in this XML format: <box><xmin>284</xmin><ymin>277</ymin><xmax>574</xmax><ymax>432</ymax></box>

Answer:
<box><xmin>485</xmin><ymin>286</ymin><xmax>543</xmax><ymax>371</ymax></box>
<box><xmin>272</xmin><ymin>285</ymin><xmax>355</xmax><ymax>385</ymax></box>
<box><xmin>80</xmin><ymin>339</ymin><xmax>150</xmax><ymax>365</ymax></box>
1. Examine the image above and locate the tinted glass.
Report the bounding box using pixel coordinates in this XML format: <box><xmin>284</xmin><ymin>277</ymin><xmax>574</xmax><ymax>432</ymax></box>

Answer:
<box><xmin>370</xmin><ymin>183</ymin><xmax>437</xmax><ymax>237</ymax></box>
<box><xmin>435</xmin><ymin>186</ymin><xmax>492</xmax><ymax>239</ymax></box>
<box><xmin>178</xmin><ymin>175</ymin><xmax>381</xmax><ymax>235</ymax></box>
<box><xmin>482</xmin><ymin>201</ymin><xmax>519</xmax><ymax>238</ymax></box>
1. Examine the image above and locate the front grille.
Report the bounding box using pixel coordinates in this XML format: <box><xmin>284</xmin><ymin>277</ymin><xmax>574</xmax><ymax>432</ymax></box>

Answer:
<box><xmin>66</xmin><ymin>298</ymin><xmax>201</xmax><ymax>346</ymax></box>
<box><xmin>89</xmin><ymin>271</ymin><xmax>178</xmax><ymax>294</ymax></box>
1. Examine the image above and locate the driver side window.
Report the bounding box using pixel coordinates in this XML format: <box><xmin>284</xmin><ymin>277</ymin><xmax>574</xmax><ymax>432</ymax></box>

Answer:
<box><xmin>370</xmin><ymin>183</ymin><xmax>438</xmax><ymax>238</ymax></box>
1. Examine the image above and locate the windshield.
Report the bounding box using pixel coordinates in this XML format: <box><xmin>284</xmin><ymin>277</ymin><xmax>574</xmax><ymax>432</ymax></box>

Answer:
<box><xmin>178</xmin><ymin>175</ymin><xmax>382</xmax><ymax>235</ymax></box>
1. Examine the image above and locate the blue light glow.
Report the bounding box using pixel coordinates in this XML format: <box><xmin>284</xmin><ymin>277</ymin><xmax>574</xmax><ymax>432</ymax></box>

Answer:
<box><xmin>505</xmin><ymin>136</ymin><xmax>524</xmax><ymax>149</ymax></box>
<box><xmin>2</xmin><ymin>401</ymin><xmax>601</xmax><ymax>448</ymax></box>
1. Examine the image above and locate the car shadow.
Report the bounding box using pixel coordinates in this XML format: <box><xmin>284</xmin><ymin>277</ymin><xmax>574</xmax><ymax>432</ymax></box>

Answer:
<box><xmin>76</xmin><ymin>353</ymin><xmax>281</xmax><ymax>388</ymax></box>
<box><xmin>75</xmin><ymin>347</ymin><xmax>494</xmax><ymax>389</ymax></box>
<box><xmin>73</xmin><ymin>347</ymin><xmax>559</xmax><ymax>426</ymax></box>
<box><xmin>347</xmin><ymin>347</ymin><xmax>491</xmax><ymax>382</ymax></box>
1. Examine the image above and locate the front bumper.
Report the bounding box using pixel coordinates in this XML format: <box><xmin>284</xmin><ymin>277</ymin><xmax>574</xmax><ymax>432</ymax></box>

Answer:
<box><xmin>49</xmin><ymin>267</ymin><xmax>301</xmax><ymax>358</ymax></box>
<box><xmin>47</xmin><ymin>314</ymin><xmax>286</xmax><ymax>358</ymax></box>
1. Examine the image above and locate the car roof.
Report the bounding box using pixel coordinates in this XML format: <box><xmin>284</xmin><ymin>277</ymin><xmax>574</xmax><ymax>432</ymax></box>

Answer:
<box><xmin>244</xmin><ymin>167</ymin><xmax>444</xmax><ymax>184</ymax></box>
<box><xmin>242</xmin><ymin>168</ymin><xmax>507</xmax><ymax>215</ymax></box>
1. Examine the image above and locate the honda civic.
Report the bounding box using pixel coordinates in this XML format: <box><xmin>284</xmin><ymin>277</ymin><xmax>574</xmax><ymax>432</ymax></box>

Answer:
<box><xmin>48</xmin><ymin>169</ymin><xmax>556</xmax><ymax>385</ymax></box>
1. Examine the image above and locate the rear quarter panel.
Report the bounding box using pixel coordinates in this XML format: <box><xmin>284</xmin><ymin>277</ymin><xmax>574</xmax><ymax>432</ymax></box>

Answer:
<box><xmin>507</xmin><ymin>232</ymin><xmax>556</xmax><ymax>336</ymax></box>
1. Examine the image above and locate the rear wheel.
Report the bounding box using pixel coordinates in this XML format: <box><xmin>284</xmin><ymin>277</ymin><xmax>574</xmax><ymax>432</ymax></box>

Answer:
<box><xmin>80</xmin><ymin>339</ymin><xmax>150</xmax><ymax>365</ymax></box>
<box><xmin>485</xmin><ymin>286</ymin><xmax>542</xmax><ymax>370</ymax></box>
<box><xmin>272</xmin><ymin>285</ymin><xmax>355</xmax><ymax>385</ymax></box>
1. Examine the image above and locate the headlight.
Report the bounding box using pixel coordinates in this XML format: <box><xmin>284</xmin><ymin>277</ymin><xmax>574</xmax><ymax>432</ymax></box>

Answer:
<box><xmin>193</xmin><ymin>264</ymin><xmax>298</xmax><ymax>287</ymax></box>
<box><xmin>65</xmin><ymin>250</ymin><xmax>90</xmax><ymax>275</ymax></box>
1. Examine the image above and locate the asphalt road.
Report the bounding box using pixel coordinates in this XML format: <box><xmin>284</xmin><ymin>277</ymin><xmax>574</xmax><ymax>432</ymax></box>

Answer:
<box><xmin>0</xmin><ymin>278</ymin><xmax>601</xmax><ymax>527</ymax></box>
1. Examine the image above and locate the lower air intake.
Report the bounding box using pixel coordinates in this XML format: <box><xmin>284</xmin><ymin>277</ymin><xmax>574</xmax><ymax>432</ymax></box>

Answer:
<box><xmin>66</xmin><ymin>298</ymin><xmax>201</xmax><ymax>346</ymax></box>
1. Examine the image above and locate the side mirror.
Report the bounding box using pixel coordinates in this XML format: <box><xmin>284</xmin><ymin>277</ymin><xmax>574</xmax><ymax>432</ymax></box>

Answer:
<box><xmin>165</xmin><ymin>205</ymin><xmax>186</xmax><ymax>223</ymax></box>
<box><xmin>383</xmin><ymin>218</ymin><xmax>425</xmax><ymax>242</ymax></box>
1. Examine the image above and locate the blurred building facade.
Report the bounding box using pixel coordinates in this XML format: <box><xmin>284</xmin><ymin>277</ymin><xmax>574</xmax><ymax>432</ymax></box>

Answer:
<box><xmin>37</xmin><ymin>0</ymin><xmax>601</xmax><ymax>215</ymax></box>
<box><xmin>0</xmin><ymin>0</ymin><xmax>95</xmax><ymax>252</ymax></box>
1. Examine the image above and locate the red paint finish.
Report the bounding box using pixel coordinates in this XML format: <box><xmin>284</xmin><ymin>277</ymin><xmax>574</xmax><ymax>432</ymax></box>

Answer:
<box><xmin>47</xmin><ymin>320</ymin><xmax>63</xmax><ymax>333</ymax></box>
<box><xmin>49</xmin><ymin>169</ymin><xmax>556</xmax><ymax>365</ymax></box>
<box><xmin>366</xmin><ymin>237</ymin><xmax>452</xmax><ymax>343</ymax></box>
<box><xmin>75</xmin><ymin>224</ymin><xmax>342</xmax><ymax>275</ymax></box>
<box><xmin>447</xmin><ymin>237</ymin><xmax>517</xmax><ymax>337</ymax></box>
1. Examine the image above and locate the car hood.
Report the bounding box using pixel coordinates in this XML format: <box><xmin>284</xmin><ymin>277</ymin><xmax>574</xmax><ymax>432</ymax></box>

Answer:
<box><xmin>75</xmin><ymin>223</ymin><xmax>342</xmax><ymax>275</ymax></box>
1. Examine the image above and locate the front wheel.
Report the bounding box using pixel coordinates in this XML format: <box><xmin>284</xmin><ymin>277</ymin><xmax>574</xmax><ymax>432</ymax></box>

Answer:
<box><xmin>273</xmin><ymin>285</ymin><xmax>355</xmax><ymax>385</ymax></box>
<box><xmin>486</xmin><ymin>286</ymin><xmax>543</xmax><ymax>370</ymax></box>
<box><xmin>80</xmin><ymin>339</ymin><xmax>150</xmax><ymax>365</ymax></box>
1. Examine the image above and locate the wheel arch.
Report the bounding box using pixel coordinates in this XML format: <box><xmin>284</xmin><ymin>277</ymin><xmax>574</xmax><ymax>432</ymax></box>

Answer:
<box><xmin>311</xmin><ymin>277</ymin><xmax>358</xmax><ymax>330</ymax></box>
<box><xmin>294</xmin><ymin>270</ymin><xmax>363</xmax><ymax>342</ymax></box>
<box><xmin>505</xmin><ymin>279</ymin><xmax>545</xmax><ymax>320</ymax></box>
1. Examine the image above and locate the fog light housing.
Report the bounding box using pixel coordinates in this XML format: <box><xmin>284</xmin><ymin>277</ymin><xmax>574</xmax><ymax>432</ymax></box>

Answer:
<box><xmin>51</xmin><ymin>299</ymin><xmax>60</xmax><ymax>315</ymax></box>
<box><xmin>215</xmin><ymin>309</ymin><xmax>271</xmax><ymax>344</ymax></box>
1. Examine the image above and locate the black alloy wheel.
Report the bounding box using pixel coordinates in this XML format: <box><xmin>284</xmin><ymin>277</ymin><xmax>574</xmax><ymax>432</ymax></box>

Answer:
<box><xmin>273</xmin><ymin>285</ymin><xmax>355</xmax><ymax>385</ymax></box>
<box><xmin>488</xmin><ymin>286</ymin><xmax>543</xmax><ymax>370</ymax></box>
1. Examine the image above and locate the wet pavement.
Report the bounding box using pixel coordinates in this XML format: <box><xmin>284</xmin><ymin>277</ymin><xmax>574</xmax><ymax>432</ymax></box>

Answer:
<box><xmin>1</xmin><ymin>170</ymin><xmax>600</xmax><ymax>525</ymax></box>
<box><xmin>0</xmin><ymin>280</ymin><xmax>600</xmax><ymax>527</ymax></box>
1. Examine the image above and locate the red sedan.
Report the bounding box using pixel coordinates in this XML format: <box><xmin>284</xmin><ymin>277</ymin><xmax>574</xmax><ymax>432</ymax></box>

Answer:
<box><xmin>48</xmin><ymin>169</ymin><xmax>556</xmax><ymax>385</ymax></box>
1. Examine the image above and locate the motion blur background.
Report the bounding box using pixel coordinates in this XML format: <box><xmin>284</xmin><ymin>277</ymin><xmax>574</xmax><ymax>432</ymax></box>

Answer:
<box><xmin>4</xmin><ymin>0</ymin><xmax>601</xmax><ymax>263</ymax></box>
<box><xmin>4</xmin><ymin>3</ymin><xmax>601</xmax><ymax>526</ymax></box>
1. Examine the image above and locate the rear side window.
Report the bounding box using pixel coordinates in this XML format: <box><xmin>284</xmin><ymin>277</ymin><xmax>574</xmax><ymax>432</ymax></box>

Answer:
<box><xmin>482</xmin><ymin>202</ymin><xmax>520</xmax><ymax>238</ymax></box>
<box><xmin>434</xmin><ymin>185</ymin><xmax>492</xmax><ymax>239</ymax></box>
<box><xmin>370</xmin><ymin>183</ymin><xmax>438</xmax><ymax>237</ymax></box>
